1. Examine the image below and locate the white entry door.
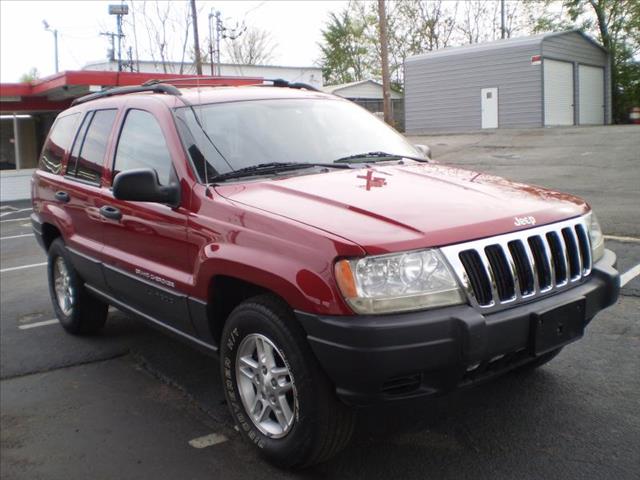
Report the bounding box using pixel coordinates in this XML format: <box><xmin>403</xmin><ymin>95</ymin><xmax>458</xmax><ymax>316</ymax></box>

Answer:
<box><xmin>578</xmin><ymin>65</ymin><xmax>605</xmax><ymax>125</ymax></box>
<box><xmin>481</xmin><ymin>87</ymin><xmax>498</xmax><ymax>129</ymax></box>
<box><xmin>544</xmin><ymin>59</ymin><xmax>574</xmax><ymax>126</ymax></box>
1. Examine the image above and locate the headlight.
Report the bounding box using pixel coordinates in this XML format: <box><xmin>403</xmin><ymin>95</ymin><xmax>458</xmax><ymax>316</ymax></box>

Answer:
<box><xmin>586</xmin><ymin>212</ymin><xmax>604</xmax><ymax>262</ymax></box>
<box><xmin>335</xmin><ymin>249</ymin><xmax>464</xmax><ymax>314</ymax></box>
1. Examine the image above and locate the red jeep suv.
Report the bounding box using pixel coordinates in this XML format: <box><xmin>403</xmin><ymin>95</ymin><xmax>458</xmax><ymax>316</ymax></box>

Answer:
<box><xmin>31</xmin><ymin>81</ymin><xmax>620</xmax><ymax>467</ymax></box>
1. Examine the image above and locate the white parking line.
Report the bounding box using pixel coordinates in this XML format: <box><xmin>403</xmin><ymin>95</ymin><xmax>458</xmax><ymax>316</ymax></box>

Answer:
<box><xmin>0</xmin><ymin>208</ymin><xmax>32</xmax><ymax>218</ymax></box>
<box><xmin>18</xmin><ymin>319</ymin><xmax>59</xmax><ymax>330</ymax></box>
<box><xmin>0</xmin><ymin>262</ymin><xmax>47</xmax><ymax>273</ymax></box>
<box><xmin>605</xmin><ymin>235</ymin><xmax>640</xmax><ymax>244</ymax></box>
<box><xmin>0</xmin><ymin>217</ymin><xmax>31</xmax><ymax>223</ymax></box>
<box><xmin>0</xmin><ymin>233</ymin><xmax>34</xmax><ymax>241</ymax></box>
<box><xmin>620</xmin><ymin>264</ymin><xmax>640</xmax><ymax>287</ymax></box>
<box><xmin>188</xmin><ymin>433</ymin><xmax>228</xmax><ymax>449</ymax></box>
<box><xmin>0</xmin><ymin>206</ymin><xmax>18</xmax><ymax>212</ymax></box>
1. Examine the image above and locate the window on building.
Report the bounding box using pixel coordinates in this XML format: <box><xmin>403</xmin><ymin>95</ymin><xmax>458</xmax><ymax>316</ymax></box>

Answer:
<box><xmin>38</xmin><ymin>113</ymin><xmax>81</xmax><ymax>174</ymax></box>
<box><xmin>67</xmin><ymin>109</ymin><xmax>117</xmax><ymax>184</ymax></box>
<box><xmin>113</xmin><ymin>109</ymin><xmax>174</xmax><ymax>186</ymax></box>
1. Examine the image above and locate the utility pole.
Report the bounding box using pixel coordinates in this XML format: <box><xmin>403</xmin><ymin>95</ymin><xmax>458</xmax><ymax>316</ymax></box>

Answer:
<box><xmin>190</xmin><ymin>0</ymin><xmax>203</xmax><ymax>75</ymax></box>
<box><xmin>107</xmin><ymin>4</ymin><xmax>128</xmax><ymax>71</ymax></box>
<box><xmin>377</xmin><ymin>0</ymin><xmax>393</xmax><ymax>126</ymax></box>
<box><xmin>501</xmin><ymin>0</ymin><xmax>506</xmax><ymax>39</ymax></box>
<box><xmin>208</xmin><ymin>11</ymin><xmax>215</xmax><ymax>75</ymax></box>
<box><xmin>43</xmin><ymin>20</ymin><xmax>59</xmax><ymax>73</ymax></box>
<box><xmin>100</xmin><ymin>32</ymin><xmax>117</xmax><ymax>62</ymax></box>
<box><xmin>208</xmin><ymin>10</ymin><xmax>244</xmax><ymax>76</ymax></box>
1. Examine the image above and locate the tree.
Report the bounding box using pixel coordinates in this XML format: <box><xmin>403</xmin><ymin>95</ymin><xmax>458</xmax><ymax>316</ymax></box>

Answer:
<box><xmin>532</xmin><ymin>0</ymin><xmax>640</xmax><ymax>122</ymax></box>
<box><xmin>20</xmin><ymin>68</ymin><xmax>40</xmax><ymax>83</ymax></box>
<box><xmin>225</xmin><ymin>27</ymin><xmax>277</xmax><ymax>65</ymax></box>
<box><xmin>318</xmin><ymin>9</ymin><xmax>375</xmax><ymax>84</ymax></box>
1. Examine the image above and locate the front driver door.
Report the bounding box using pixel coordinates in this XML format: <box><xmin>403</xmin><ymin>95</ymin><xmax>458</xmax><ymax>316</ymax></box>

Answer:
<box><xmin>100</xmin><ymin>104</ymin><xmax>197</xmax><ymax>336</ymax></box>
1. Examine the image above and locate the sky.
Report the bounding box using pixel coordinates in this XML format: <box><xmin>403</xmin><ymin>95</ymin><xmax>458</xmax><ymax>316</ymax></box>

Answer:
<box><xmin>0</xmin><ymin>0</ymin><xmax>348</xmax><ymax>82</ymax></box>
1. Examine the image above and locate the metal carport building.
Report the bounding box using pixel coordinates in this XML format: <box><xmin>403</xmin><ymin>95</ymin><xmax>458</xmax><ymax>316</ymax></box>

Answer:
<box><xmin>404</xmin><ymin>30</ymin><xmax>610</xmax><ymax>134</ymax></box>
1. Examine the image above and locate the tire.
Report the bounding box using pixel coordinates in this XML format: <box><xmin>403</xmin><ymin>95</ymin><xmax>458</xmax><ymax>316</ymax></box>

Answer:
<box><xmin>220</xmin><ymin>294</ymin><xmax>355</xmax><ymax>468</ymax></box>
<box><xmin>47</xmin><ymin>238</ymin><xmax>108</xmax><ymax>335</ymax></box>
<box><xmin>517</xmin><ymin>347</ymin><xmax>564</xmax><ymax>372</ymax></box>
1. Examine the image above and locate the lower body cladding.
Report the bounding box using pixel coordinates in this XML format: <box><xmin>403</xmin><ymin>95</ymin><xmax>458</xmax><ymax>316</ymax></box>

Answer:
<box><xmin>297</xmin><ymin>250</ymin><xmax>619</xmax><ymax>406</ymax></box>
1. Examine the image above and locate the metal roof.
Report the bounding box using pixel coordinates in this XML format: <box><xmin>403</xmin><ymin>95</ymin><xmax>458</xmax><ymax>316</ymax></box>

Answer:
<box><xmin>406</xmin><ymin>29</ymin><xmax>606</xmax><ymax>63</ymax></box>
<box><xmin>321</xmin><ymin>79</ymin><xmax>403</xmax><ymax>99</ymax></box>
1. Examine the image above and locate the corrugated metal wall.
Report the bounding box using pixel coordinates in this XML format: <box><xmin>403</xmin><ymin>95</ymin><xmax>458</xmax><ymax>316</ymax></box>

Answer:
<box><xmin>405</xmin><ymin>43</ymin><xmax>542</xmax><ymax>133</ymax></box>
<box><xmin>542</xmin><ymin>32</ymin><xmax>611</xmax><ymax>124</ymax></box>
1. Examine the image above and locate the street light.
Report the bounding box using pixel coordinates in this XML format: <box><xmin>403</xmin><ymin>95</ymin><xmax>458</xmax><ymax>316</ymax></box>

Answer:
<box><xmin>42</xmin><ymin>20</ymin><xmax>59</xmax><ymax>73</ymax></box>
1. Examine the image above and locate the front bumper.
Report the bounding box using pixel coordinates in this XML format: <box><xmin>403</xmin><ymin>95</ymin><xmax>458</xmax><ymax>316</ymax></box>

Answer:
<box><xmin>297</xmin><ymin>249</ymin><xmax>619</xmax><ymax>406</ymax></box>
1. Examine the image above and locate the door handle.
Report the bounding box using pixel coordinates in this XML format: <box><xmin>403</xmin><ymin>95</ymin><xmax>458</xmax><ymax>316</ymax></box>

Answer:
<box><xmin>100</xmin><ymin>205</ymin><xmax>122</xmax><ymax>221</ymax></box>
<box><xmin>54</xmin><ymin>191</ymin><xmax>70</xmax><ymax>203</ymax></box>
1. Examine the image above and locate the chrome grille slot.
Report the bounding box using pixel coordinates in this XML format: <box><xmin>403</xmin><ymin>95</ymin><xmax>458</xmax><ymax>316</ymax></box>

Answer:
<box><xmin>528</xmin><ymin>236</ymin><xmax>552</xmax><ymax>291</ymax></box>
<box><xmin>508</xmin><ymin>240</ymin><xmax>535</xmax><ymax>296</ymax></box>
<box><xmin>485</xmin><ymin>245</ymin><xmax>515</xmax><ymax>301</ymax></box>
<box><xmin>546</xmin><ymin>231</ymin><xmax>568</xmax><ymax>285</ymax></box>
<box><xmin>441</xmin><ymin>216</ymin><xmax>593</xmax><ymax>313</ymax></box>
<box><xmin>574</xmin><ymin>224</ymin><xmax>592</xmax><ymax>274</ymax></box>
<box><xmin>562</xmin><ymin>227</ymin><xmax>582</xmax><ymax>280</ymax></box>
<box><xmin>459</xmin><ymin>250</ymin><xmax>493</xmax><ymax>306</ymax></box>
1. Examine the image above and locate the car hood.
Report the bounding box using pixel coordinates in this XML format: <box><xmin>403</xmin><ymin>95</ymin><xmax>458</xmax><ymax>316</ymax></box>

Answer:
<box><xmin>214</xmin><ymin>162</ymin><xmax>589</xmax><ymax>254</ymax></box>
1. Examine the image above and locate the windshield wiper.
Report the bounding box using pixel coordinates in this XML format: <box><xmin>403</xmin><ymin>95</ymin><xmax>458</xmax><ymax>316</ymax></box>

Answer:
<box><xmin>210</xmin><ymin>162</ymin><xmax>351</xmax><ymax>183</ymax></box>
<box><xmin>333</xmin><ymin>151</ymin><xmax>429</xmax><ymax>163</ymax></box>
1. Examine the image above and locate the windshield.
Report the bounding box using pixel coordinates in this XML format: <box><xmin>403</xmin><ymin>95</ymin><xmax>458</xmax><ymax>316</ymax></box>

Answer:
<box><xmin>174</xmin><ymin>98</ymin><xmax>420</xmax><ymax>181</ymax></box>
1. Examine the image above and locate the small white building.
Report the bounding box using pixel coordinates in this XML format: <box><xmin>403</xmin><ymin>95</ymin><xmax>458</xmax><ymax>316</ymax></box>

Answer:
<box><xmin>321</xmin><ymin>80</ymin><xmax>404</xmax><ymax>130</ymax></box>
<box><xmin>83</xmin><ymin>60</ymin><xmax>323</xmax><ymax>89</ymax></box>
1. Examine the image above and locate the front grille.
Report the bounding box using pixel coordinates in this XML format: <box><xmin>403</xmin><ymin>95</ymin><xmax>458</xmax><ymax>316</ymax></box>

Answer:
<box><xmin>441</xmin><ymin>217</ymin><xmax>592</xmax><ymax>312</ymax></box>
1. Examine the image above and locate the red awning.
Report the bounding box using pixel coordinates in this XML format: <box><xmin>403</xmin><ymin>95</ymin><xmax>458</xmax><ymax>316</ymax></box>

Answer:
<box><xmin>0</xmin><ymin>70</ymin><xmax>263</xmax><ymax>113</ymax></box>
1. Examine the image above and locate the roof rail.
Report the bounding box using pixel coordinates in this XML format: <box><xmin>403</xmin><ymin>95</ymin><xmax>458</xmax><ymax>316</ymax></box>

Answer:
<box><xmin>142</xmin><ymin>77</ymin><xmax>237</xmax><ymax>86</ymax></box>
<box><xmin>71</xmin><ymin>83</ymin><xmax>182</xmax><ymax>106</ymax></box>
<box><xmin>144</xmin><ymin>76</ymin><xmax>319</xmax><ymax>92</ymax></box>
<box><xmin>262</xmin><ymin>78</ymin><xmax>320</xmax><ymax>92</ymax></box>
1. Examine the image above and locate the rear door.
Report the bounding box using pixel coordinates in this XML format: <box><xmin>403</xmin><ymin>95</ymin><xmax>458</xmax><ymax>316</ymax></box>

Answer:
<box><xmin>100</xmin><ymin>103</ymin><xmax>197</xmax><ymax>335</ymax></box>
<box><xmin>544</xmin><ymin>59</ymin><xmax>574</xmax><ymax>126</ymax></box>
<box><xmin>60</xmin><ymin>109</ymin><xmax>119</xmax><ymax>288</ymax></box>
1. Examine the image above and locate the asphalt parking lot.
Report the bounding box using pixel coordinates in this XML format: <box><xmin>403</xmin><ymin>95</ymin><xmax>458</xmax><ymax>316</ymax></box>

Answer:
<box><xmin>2</xmin><ymin>125</ymin><xmax>639</xmax><ymax>479</ymax></box>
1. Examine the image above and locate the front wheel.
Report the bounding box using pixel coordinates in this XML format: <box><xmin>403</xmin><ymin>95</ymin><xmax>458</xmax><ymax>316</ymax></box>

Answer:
<box><xmin>47</xmin><ymin>238</ymin><xmax>108</xmax><ymax>335</ymax></box>
<box><xmin>220</xmin><ymin>295</ymin><xmax>355</xmax><ymax>468</ymax></box>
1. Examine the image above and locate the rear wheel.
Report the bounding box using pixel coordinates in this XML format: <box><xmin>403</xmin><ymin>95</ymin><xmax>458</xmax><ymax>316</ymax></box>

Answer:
<box><xmin>220</xmin><ymin>294</ymin><xmax>355</xmax><ymax>468</ymax></box>
<box><xmin>47</xmin><ymin>238</ymin><xmax>108</xmax><ymax>335</ymax></box>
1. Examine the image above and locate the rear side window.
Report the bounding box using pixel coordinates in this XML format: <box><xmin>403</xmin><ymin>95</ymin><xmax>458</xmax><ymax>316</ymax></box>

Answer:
<box><xmin>39</xmin><ymin>113</ymin><xmax>81</xmax><ymax>174</ymax></box>
<box><xmin>113</xmin><ymin>109</ymin><xmax>173</xmax><ymax>185</ymax></box>
<box><xmin>67</xmin><ymin>109</ymin><xmax>117</xmax><ymax>184</ymax></box>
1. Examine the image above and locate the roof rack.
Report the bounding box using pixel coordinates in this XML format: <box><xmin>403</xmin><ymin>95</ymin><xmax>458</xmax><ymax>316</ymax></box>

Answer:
<box><xmin>262</xmin><ymin>78</ymin><xmax>320</xmax><ymax>92</ymax></box>
<box><xmin>71</xmin><ymin>83</ymin><xmax>182</xmax><ymax>106</ymax></box>
<box><xmin>143</xmin><ymin>77</ymin><xmax>320</xmax><ymax>92</ymax></box>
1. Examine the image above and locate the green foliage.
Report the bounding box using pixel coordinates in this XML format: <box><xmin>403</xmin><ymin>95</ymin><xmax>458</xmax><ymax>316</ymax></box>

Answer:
<box><xmin>319</xmin><ymin>1</ymin><xmax>458</xmax><ymax>88</ymax></box>
<box><xmin>319</xmin><ymin>10</ymin><xmax>376</xmax><ymax>85</ymax></box>
<box><xmin>19</xmin><ymin>67</ymin><xmax>40</xmax><ymax>83</ymax></box>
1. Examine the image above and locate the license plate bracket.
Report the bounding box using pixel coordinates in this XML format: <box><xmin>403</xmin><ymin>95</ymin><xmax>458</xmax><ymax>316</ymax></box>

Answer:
<box><xmin>531</xmin><ymin>298</ymin><xmax>586</xmax><ymax>356</ymax></box>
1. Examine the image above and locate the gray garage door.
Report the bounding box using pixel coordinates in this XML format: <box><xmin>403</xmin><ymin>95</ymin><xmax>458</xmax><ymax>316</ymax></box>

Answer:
<box><xmin>544</xmin><ymin>59</ymin><xmax>574</xmax><ymax>126</ymax></box>
<box><xmin>578</xmin><ymin>65</ymin><xmax>605</xmax><ymax>125</ymax></box>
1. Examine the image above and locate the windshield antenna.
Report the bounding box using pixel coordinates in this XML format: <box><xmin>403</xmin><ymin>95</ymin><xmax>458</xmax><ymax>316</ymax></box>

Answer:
<box><xmin>172</xmin><ymin>81</ymin><xmax>235</xmax><ymax>183</ymax></box>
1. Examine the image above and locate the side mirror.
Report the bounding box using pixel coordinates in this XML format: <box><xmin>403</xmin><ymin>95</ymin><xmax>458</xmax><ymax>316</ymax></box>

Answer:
<box><xmin>414</xmin><ymin>144</ymin><xmax>432</xmax><ymax>160</ymax></box>
<box><xmin>113</xmin><ymin>168</ymin><xmax>180</xmax><ymax>208</ymax></box>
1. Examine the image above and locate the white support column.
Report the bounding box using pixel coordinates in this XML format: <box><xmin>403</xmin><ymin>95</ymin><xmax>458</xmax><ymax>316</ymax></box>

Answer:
<box><xmin>12</xmin><ymin>112</ymin><xmax>21</xmax><ymax>170</ymax></box>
